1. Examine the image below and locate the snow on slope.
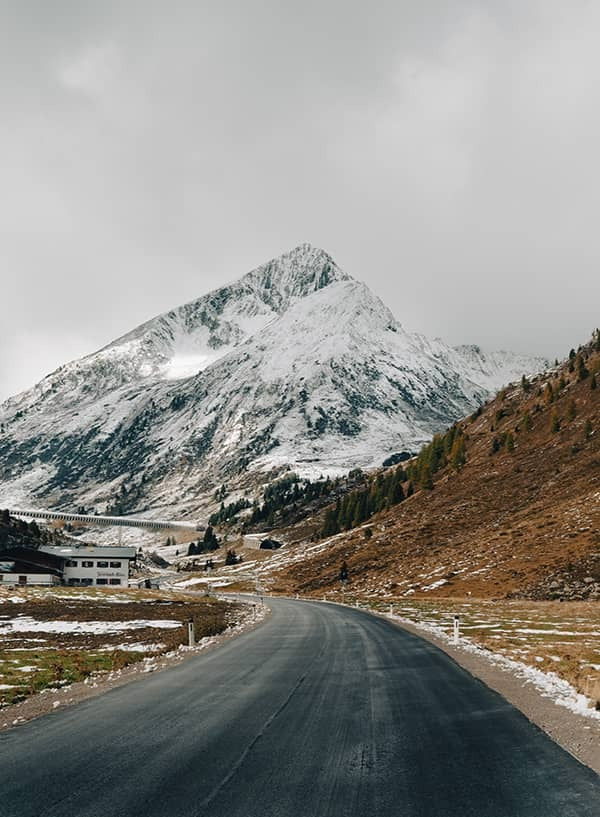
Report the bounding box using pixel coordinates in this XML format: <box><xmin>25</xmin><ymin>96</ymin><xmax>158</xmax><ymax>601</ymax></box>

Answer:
<box><xmin>0</xmin><ymin>244</ymin><xmax>548</xmax><ymax>517</ymax></box>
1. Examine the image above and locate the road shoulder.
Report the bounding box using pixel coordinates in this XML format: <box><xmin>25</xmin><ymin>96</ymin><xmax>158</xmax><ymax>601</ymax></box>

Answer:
<box><xmin>383</xmin><ymin>612</ymin><xmax>600</xmax><ymax>775</ymax></box>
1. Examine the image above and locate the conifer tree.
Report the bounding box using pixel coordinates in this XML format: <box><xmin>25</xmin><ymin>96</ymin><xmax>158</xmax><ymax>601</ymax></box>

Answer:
<box><xmin>391</xmin><ymin>472</ymin><xmax>405</xmax><ymax>504</ymax></box>
<box><xmin>550</xmin><ymin>411</ymin><xmax>560</xmax><ymax>433</ymax></box>
<box><xmin>353</xmin><ymin>491</ymin><xmax>369</xmax><ymax>527</ymax></box>
<box><xmin>321</xmin><ymin>507</ymin><xmax>339</xmax><ymax>538</ymax></box>
<box><xmin>203</xmin><ymin>525</ymin><xmax>219</xmax><ymax>550</ymax></box>
<box><xmin>576</xmin><ymin>353</ymin><xmax>589</xmax><ymax>382</ymax></box>
<box><xmin>449</xmin><ymin>435</ymin><xmax>467</xmax><ymax>471</ymax></box>
<box><xmin>420</xmin><ymin>464</ymin><xmax>433</xmax><ymax>490</ymax></box>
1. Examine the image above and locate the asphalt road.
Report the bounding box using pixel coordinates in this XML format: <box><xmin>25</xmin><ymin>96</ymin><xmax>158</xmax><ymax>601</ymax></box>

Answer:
<box><xmin>1</xmin><ymin>598</ymin><xmax>599</xmax><ymax>817</ymax></box>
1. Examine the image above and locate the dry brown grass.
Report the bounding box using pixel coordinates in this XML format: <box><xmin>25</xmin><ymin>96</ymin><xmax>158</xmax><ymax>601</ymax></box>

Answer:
<box><xmin>0</xmin><ymin>586</ymin><xmax>239</xmax><ymax>706</ymax></box>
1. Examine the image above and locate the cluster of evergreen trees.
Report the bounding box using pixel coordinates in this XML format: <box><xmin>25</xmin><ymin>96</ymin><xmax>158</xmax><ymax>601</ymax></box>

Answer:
<box><xmin>209</xmin><ymin>498</ymin><xmax>252</xmax><ymax>526</ymax></box>
<box><xmin>249</xmin><ymin>473</ymin><xmax>342</xmax><ymax>527</ymax></box>
<box><xmin>321</xmin><ymin>467</ymin><xmax>407</xmax><ymax>537</ymax></box>
<box><xmin>318</xmin><ymin>425</ymin><xmax>469</xmax><ymax>539</ymax></box>
<box><xmin>207</xmin><ymin>471</ymin><xmax>368</xmax><ymax>532</ymax></box>
<box><xmin>187</xmin><ymin>525</ymin><xmax>220</xmax><ymax>556</ymax></box>
<box><xmin>405</xmin><ymin>425</ymin><xmax>467</xmax><ymax>490</ymax></box>
<box><xmin>567</xmin><ymin>347</ymin><xmax>591</xmax><ymax>381</ymax></box>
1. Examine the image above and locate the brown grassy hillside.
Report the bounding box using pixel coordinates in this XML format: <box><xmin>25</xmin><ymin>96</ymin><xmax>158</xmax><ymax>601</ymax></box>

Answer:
<box><xmin>271</xmin><ymin>338</ymin><xmax>600</xmax><ymax>600</ymax></box>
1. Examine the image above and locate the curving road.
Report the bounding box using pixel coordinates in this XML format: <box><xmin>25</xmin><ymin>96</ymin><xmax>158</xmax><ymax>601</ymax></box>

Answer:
<box><xmin>1</xmin><ymin>598</ymin><xmax>599</xmax><ymax>817</ymax></box>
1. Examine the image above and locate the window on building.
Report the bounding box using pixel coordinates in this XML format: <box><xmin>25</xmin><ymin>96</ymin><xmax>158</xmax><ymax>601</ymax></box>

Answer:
<box><xmin>68</xmin><ymin>578</ymin><xmax>81</xmax><ymax>586</ymax></box>
<box><xmin>97</xmin><ymin>561</ymin><xmax>108</xmax><ymax>568</ymax></box>
<box><xmin>96</xmin><ymin>578</ymin><xmax>108</xmax><ymax>585</ymax></box>
<box><xmin>81</xmin><ymin>578</ymin><xmax>93</xmax><ymax>586</ymax></box>
<box><xmin>66</xmin><ymin>560</ymin><xmax>78</xmax><ymax>567</ymax></box>
<box><xmin>109</xmin><ymin>578</ymin><xmax>121</xmax><ymax>585</ymax></box>
<box><xmin>82</xmin><ymin>561</ymin><xmax>94</xmax><ymax>568</ymax></box>
<box><xmin>109</xmin><ymin>561</ymin><xmax>122</xmax><ymax>568</ymax></box>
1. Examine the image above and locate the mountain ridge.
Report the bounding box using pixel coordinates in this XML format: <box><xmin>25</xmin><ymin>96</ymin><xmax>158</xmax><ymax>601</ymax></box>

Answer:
<box><xmin>0</xmin><ymin>244</ymin><xmax>548</xmax><ymax>517</ymax></box>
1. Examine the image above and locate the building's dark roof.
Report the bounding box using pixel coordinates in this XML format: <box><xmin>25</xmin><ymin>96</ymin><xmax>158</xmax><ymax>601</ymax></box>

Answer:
<box><xmin>0</xmin><ymin>547</ymin><xmax>66</xmax><ymax>576</ymax></box>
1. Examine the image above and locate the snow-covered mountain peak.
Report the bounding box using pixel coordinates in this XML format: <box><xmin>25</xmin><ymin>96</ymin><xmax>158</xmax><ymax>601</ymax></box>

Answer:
<box><xmin>239</xmin><ymin>243</ymin><xmax>350</xmax><ymax>311</ymax></box>
<box><xmin>0</xmin><ymin>245</ymin><xmax>549</xmax><ymax>517</ymax></box>
<box><xmin>4</xmin><ymin>245</ymin><xmax>350</xmax><ymax>406</ymax></box>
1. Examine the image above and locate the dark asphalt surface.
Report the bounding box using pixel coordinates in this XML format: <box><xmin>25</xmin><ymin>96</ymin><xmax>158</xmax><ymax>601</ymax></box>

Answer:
<box><xmin>1</xmin><ymin>598</ymin><xmax>599</xmax><ymax>817</ymax></box>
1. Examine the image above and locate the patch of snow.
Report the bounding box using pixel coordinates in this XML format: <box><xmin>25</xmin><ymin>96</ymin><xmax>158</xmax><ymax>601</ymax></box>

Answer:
<box><xmin>422</xmin><ymin>579</ymin><xmax>448</xmax><ymax>592</ymax></box>
<box><xmin>0</xmin><ymin>618</ymin><xmax>183</xmax><ymax>634</ymax></box>
<box><xmin>101</xmin><ymin>642</ymin><xmax>165</xmax><ymax>653</ymax></box>
<box><xmin>173</xmin><ymin>577</ymin><xmax>233</xmax><ymax>588</ymax></box>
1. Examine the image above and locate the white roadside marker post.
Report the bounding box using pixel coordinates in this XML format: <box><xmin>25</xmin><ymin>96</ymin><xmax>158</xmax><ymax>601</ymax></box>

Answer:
<box><xmin>188</xmin><ymin>618</ymin><xmax>195</xmax><ymax>647</ymax></box>
<box><xmin>389</xmin><ymin>603</ymin><xmax>394</xmax><ymax>615</ymax></box>
<box><xmin>453</xmin><ymin>615</ymin><xmax>460</xmax><ymax>644</ymax></box>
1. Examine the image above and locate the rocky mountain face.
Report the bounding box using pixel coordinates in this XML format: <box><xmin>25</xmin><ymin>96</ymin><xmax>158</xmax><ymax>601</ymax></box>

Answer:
<box><xmin>0</xmin><ymin>244</ymin><xmax>547</xmax><ymax>518</ymax></box>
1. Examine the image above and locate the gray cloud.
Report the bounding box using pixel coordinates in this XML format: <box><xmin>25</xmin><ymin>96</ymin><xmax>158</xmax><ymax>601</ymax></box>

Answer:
<box><xmin>2</xmin><ymin>1</ymin><xmax>599</xmax><ymax>400</ymax></box>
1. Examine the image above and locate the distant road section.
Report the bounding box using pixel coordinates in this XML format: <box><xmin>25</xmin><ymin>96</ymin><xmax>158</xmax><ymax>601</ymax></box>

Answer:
<box><xmin>1</xmin><ymin>598</ymin><xmax>599</xmax><ymax>817</ymax></box>
<box><xmin>6</xmin><ymin>507</ymin><xmax>201</xmax><ymax>531</ymax></box>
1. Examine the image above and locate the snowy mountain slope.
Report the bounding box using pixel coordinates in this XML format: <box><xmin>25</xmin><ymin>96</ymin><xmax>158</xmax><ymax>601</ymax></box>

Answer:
<box><xmin>2</xmin><ymin>244</ymin><xmax>346</xmax><ymax>414</ymax></box>
<box><xmin>0</xmin><ymin>244</ymin><xmax>548</xmax><ymax>517</ymax></box>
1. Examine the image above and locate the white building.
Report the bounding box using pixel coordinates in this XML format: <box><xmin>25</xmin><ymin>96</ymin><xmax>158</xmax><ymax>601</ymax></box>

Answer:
<box><xmin>40</xmin><ymin>545</ymin><xmax>137</xmax><ymax>587</ymax></box>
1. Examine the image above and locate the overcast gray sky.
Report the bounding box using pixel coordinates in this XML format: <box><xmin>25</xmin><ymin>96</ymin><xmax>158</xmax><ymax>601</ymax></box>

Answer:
<box><xmin>2</xmin><ymin>0</ymin><xmax>599</xmax><ymax>401</ymax></box>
